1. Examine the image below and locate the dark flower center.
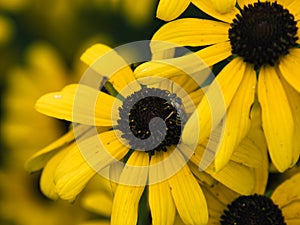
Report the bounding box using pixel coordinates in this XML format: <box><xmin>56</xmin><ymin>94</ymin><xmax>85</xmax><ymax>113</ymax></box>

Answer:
<box><xmin>229</xmin><ymin>1</ymin><xmax>298</xmax><ymax>70</ymax></box>
<box><xmin>118</xmin><ymin>86</ymin><xmax>186</xmax><ymax>155</ymax></box>
<box><xmin>221</xmin><ymin>194</ymin><xmax>286</xmax><ymax>225</ymax></box>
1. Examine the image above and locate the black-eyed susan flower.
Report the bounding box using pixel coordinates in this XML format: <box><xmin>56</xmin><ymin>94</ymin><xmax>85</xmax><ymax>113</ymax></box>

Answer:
<box><xmin>26</xmin><ymin>43</ymin><xmax>265</xmax><ymax>225</ymax></box>
<box><xmin>136</xmin><ymin>0</ymin><xmax>300</xmax><ymax>172</ymax></box>
<box><xmin>205</xmin><ymin>171</ymin><xmax>300</xmax><ymax>225</ymax></box>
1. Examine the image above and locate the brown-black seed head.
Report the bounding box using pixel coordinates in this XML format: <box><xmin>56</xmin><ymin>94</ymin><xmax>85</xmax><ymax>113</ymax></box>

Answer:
<box><xmin>221</xmin><ymin>194</ymin><xmax>286</xmax><ymax>225</ymax></box>
<box><xmin>229</xmin><ymin>1</ymin><xmax>298</xmax><ymax>70</ymax></box>
<box><xmin>117</xmin><ymin>87</ymin><xmax>186</xmax><ymax>155</ymax></box>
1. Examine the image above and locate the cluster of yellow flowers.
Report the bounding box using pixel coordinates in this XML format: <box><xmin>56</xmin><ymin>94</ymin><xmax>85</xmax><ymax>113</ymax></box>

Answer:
<box><xmin>2</xmin><ymin>0</ymin><xmax>300</xmax><ymax>225</ymax></box>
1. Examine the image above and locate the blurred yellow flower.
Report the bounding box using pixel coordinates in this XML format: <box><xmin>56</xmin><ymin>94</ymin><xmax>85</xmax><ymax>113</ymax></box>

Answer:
<box><xmin>0</xmin><ymin>42</ymin><xmax>86</xmax><ymax>225</ymax></box>
<box><xmin>0</xmin><ymin>15</ymin><xmax>15</xmax><ymax>46</ymax></box>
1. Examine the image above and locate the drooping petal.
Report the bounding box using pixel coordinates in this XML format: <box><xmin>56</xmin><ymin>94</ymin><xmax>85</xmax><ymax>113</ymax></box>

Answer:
<box><xmin>214</xmin><ymin>64</ymin><xmax>256</xmax><ymax>171</ymax></box>
<box><xmin>40</xmin><ymin>147</ymin><xmax>69</xmax><ymax>200</ymax></box>
<box><xmin>25</xmin><ymin>128</ymin><xmax>75</xmax><ymax>172</ymax></box>
<box><xmin>192</xmin><ymin>0</ymin><xmax>239</xmax><ymax>23</ymax></box>
<box><xmin>166</xmin><ymin>151</ymin><xmax>208</xmax><ymax>225</ymax></box>
<box><xmin>54</xmin><ymin>145</ymin><xmax>96</xmax><ymax>201</ymax></box>
<box><xmin>80</xmin><ymin>43</ymin><xmax>138</xmax><ymax>94</ymax></box>
<box><xmin>55</xmin><ymin>130</ymin><xmax>128</xmax><ymax>200</ymax></box>
<box><xmin>182</xmin><ymin>57</ymin><xmax>246</xmax><ymax>146</ymax></box>
<box><xmin>111</xmin><ymin>151</ymin><xmax>149</xmax><ymax>225</ymax></box>
<box><xmin>149</xmin><ymin>152</ymin><xmax>176</xmax><ymax>225</ymax></box>
<box><xmin>35</xmin><ymin>84</ymin><xmax>118</xmax><ymax>126</ymax></box>
<box><xmin>257</xmin><ymin>66</ymin><xmax>294</xmax><ymax>172</ymax></box>
<box><xmin>156</xmin><ymin>0</ymin><xmax>190</xmax><ymax>21</ymax></box>
<box><xmin>76</xmin><ymin>130</ymin><xmax>129</xmax><ymax>174</ymax></box>
<box><xmin>278</xmin><ymin>48</ymin><xmax>300</xmax><ymax>93</ymax></box>
<box><xmin>206</xmin><ymin>161</ymin><xmax>255</xmax><ymax>195</ymax></box>
<box><xmin>152</xmin><ymin>18</ymin><xmax>230</xmax><ymax>47</ymax></box>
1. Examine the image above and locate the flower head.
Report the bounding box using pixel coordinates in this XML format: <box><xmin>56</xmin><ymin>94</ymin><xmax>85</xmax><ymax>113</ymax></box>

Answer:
<box><xmin>206</xmin><ymin>171</ymin><xmax>300</xmax><ymax>225</ymax></box>
<box><xmin>26</xmin><ymin>42</ymin><xmax>265</xmax><ymax>225</ymax></box>
<box><xmin>137</xmin><ymin>0</ymin><xmax>300</xmax><ymax>172</ymax></box>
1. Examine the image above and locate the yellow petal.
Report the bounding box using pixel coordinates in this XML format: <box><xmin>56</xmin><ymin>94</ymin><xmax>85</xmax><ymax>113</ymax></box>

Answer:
<box><xmin>247</xmin><ymin>102</ymin><xmax>268</xmax><ymax>152</ymax></box>
<box><xmin>135</xmin><ymin>51</ymin><xmax>212</xmax><ymax>84</ymax></box>
<box><xmin>35</xmin><ymin>84</ymin><xmax>118</xmax><ymax>126</ymax></box>
<box><xmin>25</xmin><ymin>128</ymin><xmax>75</xmax><ymax>172</ymax></box>
<box><xmin>206</xmin><ymin>161</ymin><xmax>255</xmax><ymax>195</ymax></box>
<box><xmin>281</xmin><ymin>203</ymin><xmax>300</xmax><ymax>221</ymax></box>
<box><xmin>279</xmin><ymin>48</ymin><xmax>300</xmax><ymax>93</ymax></box>
<box><xmin>196</xmin><ymin>41</ymin><xmax>233</xmax><ymax>67</ymax></box>
<box><xmin>192</xmin><ymin>0</ymin><xmax>239</xmax><ymax>23</ymax></box>
<box><xmin>156</xmin><ymin>0</ymin><xmax>190</xmax><ymax>21</ymax></box>
<box><xmin>55</xmin><ymin>145</ymin><xmax>96</xmax><ymax>201</ymax></box>
<box><xmin>283</xmin><ymin>0</ymin><xmax>300</xmax><ymax>21</ymax></box>
<box><xmin>237</xmin><ymin>0</ymin><xmax>259</xmax><ymax>7</ymax></box>
<box><xmin>252</xmin><ymin>146</ymin><xmax>269</xmax><ymax>194</ymax></box>
<box><xmin>80</xmin><ymin>44</ymin><xmax>137</xmax><ymax>94</ymax></box>
<box><xmin>80</xmin><ymin>43</ymin><xmax>112</xmax><ymax>67</ymax></box>
<box><xmin>272</xmin><ymin>173</ymin><xmax>300</xmax><ymax>212</ymax></box>
<box><xmin>109</xmin><ymin>162</ymin><xmax>123</xmax><ymax>193</ymax></box>
<box><xmin>182</xmin><ymin>57</ymin><xmax>246</xmax><ymax>146</ymax></box>
<box><xmin>166</xmin><ymin>151</ymin><xmax>208</xmax><ymax>225</ymax></box>
<box><xmin>54</xmin><ymin>130</ymin><xmax>128</xmax><ymax>201</ymax></box>
<box><xmin>279</xmin><ymin>73</ymin><xmax>300</xmax><ymax>165</ymax></box>
<box><xmin>214</xmin><ymin>64</ymin><xmax>256</xmax><ymax>171</ymax></box>
<box><xmin>111</xmin><ymin>151</ymin><xmax>149</xmax><ymax>225</ymax></box>
<box><xmin>230</xmin><ymin>135</ymin><xmax>263</xmax><ymax>168</ymax></box>
<box><xmin>257</xmin><ymin>66</ymin><xmax>294</xmax><ymax>172</ymax></box>
<box><xmin>149</xmin><ymin>152</ymin><xmax>176</xmax><ymax>225</ymax></box>
<box><xmin>40</xmin><ymin>147</ymin><xmax>69</xmax><ymax>200</ymax></box>
<box><xmin>247</xmin><ymin>102</ymin><xmax>269</xmax><ymax>194</ymax></box>
<box><xmin>152</xmin><ymin>18</ymin><xmax>229</xmax><ymax>47</ymax></box>
<box><xmin>188</xmin><ymin>161</ymin><xmax>217</xmax><ymax>187</ymax></box>
<box><xmin>76</xmin><ymin>130</ymin><xmax>129</xmax><ymax>174</ymax></box>
<box><xmin>183</xmin><ymin>88</ymin><xmax>205</xmax><ymax>115</ymax></box>
<box><xmin>211</xmin><ymin>0</ymin><xmax>237</xmax><ymax>14</ymax></box>
<box><xmin>201</xmin><ymin>181</ymin><xmax>239</xmax><ymax>222</ymax></box>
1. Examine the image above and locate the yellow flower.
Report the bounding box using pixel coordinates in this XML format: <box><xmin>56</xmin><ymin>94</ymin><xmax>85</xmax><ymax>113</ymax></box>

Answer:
<box><xmin>136</xmin><ymin>0</ymin><xmax>300</xmax><ymax>172</ymax></box>
<box><xmin>205</xmin><ymin>171</ymin><xmax>300</xmax><ymax>224</ymax></box>
<box><xmin>26</xmin><ymin>43</ymin><xmax>265</xmax><ymax>225</ymax></box>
